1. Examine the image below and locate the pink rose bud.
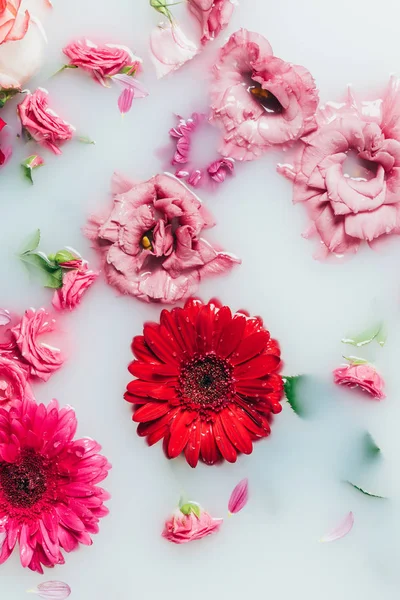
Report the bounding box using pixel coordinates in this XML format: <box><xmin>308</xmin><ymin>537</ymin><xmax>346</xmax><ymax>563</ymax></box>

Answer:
<box><xmin>17</xmin><ymin>88</ymin><xmax>75</xmax><ymax>155</ymax></box>
<box><xmin>52</xmin><ymin>266</ymin><xmax>98</xmax><ymax>311</ymax></box>
<box><xmin>333</xmin><ymin>363</ymin><xmax>385</xmax><ymax>400</ymax></box>
<box><xmin>162</xmin><ymin>503</ymin><xmax>223</xmax><ymax>544</ymax></box>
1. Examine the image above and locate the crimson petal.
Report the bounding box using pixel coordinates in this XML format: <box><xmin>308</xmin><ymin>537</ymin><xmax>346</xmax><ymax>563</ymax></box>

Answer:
<box><xmin>184</xmin><ymin>419</ymin><xmax>201</xmax><ymax>468</ymax></box>
<box><xmin>230</xmin><ymin>330</ymin><xmax>270</xmax><ymax>365</ymax></box>
<box><xmin>131</xmin><ymin>335</ymin><xmax>161</xmax><ymax>363</ymax></box>
<box><xmin>126</xmin><ymin>380</ymin><xmax>177</xmax><ymax>400</ymax></box>
<box><xmin>143</xmin><ymin>323</ymin><xmax>181</xmax><ymax>364</ymax></box>
<box><xmin>133</xmin><ymin>402</ymin><xmax>171</xmax><ymax>423</ymax></box>
<box><xmin>220</xmin><ymin>409</ymin><xmax>253</xmax><ymax>454</ymax></box>
<box><xmin>234</xmin><ymin>354</ymin><xmax>281</xmax><ymax>379</ymax></box>
<box><xmin>213</xmin><ymin>416</ymin><xmax>237</xmax><ymax>463</ymax></box>
<box><xmin>200</xmin><ymin>421</ymin><xmax>219</xmax><ymax>465</ymax></box>
<box><xmin>128</xmin><ymin>361</ymin><xmax>179</xmax><ymax>380</ymax></box>
<box><xmin>218</xmin><ymin>313</ymin><xmax>247</xmax><ymax>358</ymax></box>
<box><xmin>167</xmin><ymin>410</ymin><xmax>195</xmax><ymax>458</ymax></box>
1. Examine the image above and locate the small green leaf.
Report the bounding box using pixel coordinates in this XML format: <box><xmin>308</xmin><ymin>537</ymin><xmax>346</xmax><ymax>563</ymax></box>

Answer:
<box><xmin>119</xmin><ymin>65</ymin><xmax>137</xmax><ymax>76</ymax></box>
<box><xmin>180</xmin><ymin>502</ymin><xmax>201</xmax><ymax>518</ymax></box>
<box><xmin>77</xmin><ymin>136</ymin><xmax>96</xmax><ymax>145</ymax></box>
<box><xmin>149</xmin><ymin>0</ymin><xmax>173</xmax><ymax>22</ymax></box>
<box><xmin>43</xmin><ymin>267</ymin><xmax>63</xmax><ymax>289</ymax></box>
<box><xmin>283</xmin><ymin>375</ymin><xmax>307</xmax><ymax>417</ymax></box>
<box><xmin>363</xmin><ymin>432</ymin><xmax>381</xmax><ymax>459</ymax></box>
<box><xmin>21</xmin><ymin>164</ymin><xmax>34</xmax><ymax>184</ymax></box>
<box><xmin>52</xmin><ymin>64</ymin><xmax>79</xmax><ymax>77</ymax></box>
<box><xmin>19</xmin><ymin>253</ymin><xmax>63</xmax><ymax>289</ymax></box>
<box><xmin>190</xmin><ymin>503</ymin><xmax>201</xmax><ymax>518</ymax></box>
<box><xmin>19</xmin><ymin>229</ymin><xmax>41</xmax><ymax>255</ymax></box>
<box><xmin>343</xmin><ymin>355</ymin><xmax>369</xmax><ymax>365</ymax></box>
<box><xmin>0</xmin><ymin>87</ymin><xmax>20</xmax><ymax>108</ymax></box>
<box><xmin>54</xmin><ymin>249</ymin><xmax>77</xmax><ymax>264</ymax></box>
<box><xmin>345</xmin><ymin>481</ymin><xmax>386</xmax><ymax>499</ymax></box>
<box><xmin>342</xmin><ymin>322</ymin><xmax>383</xmax><ymax>347</ymax></box>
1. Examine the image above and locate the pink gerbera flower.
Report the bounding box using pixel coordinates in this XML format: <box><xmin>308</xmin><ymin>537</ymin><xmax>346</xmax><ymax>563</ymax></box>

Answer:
<box><xmin>0</xmin><ymin>398</ymin><xmax>111</xmax><ymax>573</ymax></box>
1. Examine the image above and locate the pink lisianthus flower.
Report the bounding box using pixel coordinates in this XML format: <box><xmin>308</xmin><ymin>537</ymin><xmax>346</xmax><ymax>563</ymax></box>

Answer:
<box><xmin>162</xmin><ymin>506</ymin><xmax>223</xmax><ymax>544</ymax></box>
<box><xmin>0</xmin><ymin>355</ymin><xmax>35</xmax><ymax>409</ymax></box>
<box><xmin>279</xmin><ymin>78</ymin><xmax>400</xmax><ymax>256</ymax></box>
<box><xmin>333</xmin><ymin>363</ymin><xmax>385</xmax><ymax>400</ymax></box>
<box><xmin>188</xmin><ymin>0</ymin><xmax>235</xmax><ymax>45</ymax></box>
<box><xmin>52</xmin><ymin>266</ymin><xmax>98</xmax><ymax>311</ymax></box>
<box><xmin>85</xmin><ymin>172</ymin><xmax>240</xmax><ymax>304</ymax></box>
<box><xmin>207</xmin><ymin>157</ymin><xmax>234</xmax><ymax>182</ymax></box>
<box><xmin>210</xmin><ymin>29</ymin><xmax>319</xmax><ymax>161</ymax></box>
<box><xmin>11</xmin><ymin>308</ymin><xmax>64</xmax><ymax>381</ymax></box>
<box><xmin>150</xmin><ymin>22</ymin><xmax>199</xmax><ymax>79</ymax></box>
<box><xmin>62</xmin><ymin>39</ymin><xmax>142</xmax><ymax>86</ymax></box>
<box><xmin>17</xmin><ymin>88</ymin><xmax>75</xmax><ymax>155</ymax></box>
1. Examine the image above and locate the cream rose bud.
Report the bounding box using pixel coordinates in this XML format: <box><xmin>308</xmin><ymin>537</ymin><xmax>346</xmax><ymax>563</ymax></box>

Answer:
<box><xmin>0</xmin><ymin>1</ymin><xmax>47</xmax><ymax>91</ymax></box>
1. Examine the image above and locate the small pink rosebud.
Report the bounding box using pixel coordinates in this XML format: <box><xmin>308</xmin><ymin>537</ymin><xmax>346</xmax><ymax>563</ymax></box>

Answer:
<box><xmin>207</xmin><ymin>157</ymin><xmax>235</xmax><ymax>183</ymax></box>
<box><xmin>333</xmin><ymin>363</ymin><xmax>385</xmax><ymax>400</ymax></box>
<box><xmin>28</xmin><ymin>581</ymin><xmax>71</xmax><ymax>599</ymax></box>
<box><xmin>228</xmin><ymin>478</ymin><xmax>249</xmax><ymax>514</ymax></box>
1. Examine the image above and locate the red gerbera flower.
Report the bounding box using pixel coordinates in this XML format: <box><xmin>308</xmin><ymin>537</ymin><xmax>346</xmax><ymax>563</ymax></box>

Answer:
<box><xmin>0</xmin><ymin>398</ymin><xmax>111</xmax><ymax>573</ymax></box>
<box><xmin>125</xmin><ymin>298</ymin><xmax>283</xmax><ymax>467</ymax></box>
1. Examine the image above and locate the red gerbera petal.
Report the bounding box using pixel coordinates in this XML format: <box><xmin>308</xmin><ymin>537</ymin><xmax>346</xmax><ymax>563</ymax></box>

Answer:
<box><xmin>125</xmin><ymin>298</ymin><xmax>284</xmax><ymax>467</ymax></box>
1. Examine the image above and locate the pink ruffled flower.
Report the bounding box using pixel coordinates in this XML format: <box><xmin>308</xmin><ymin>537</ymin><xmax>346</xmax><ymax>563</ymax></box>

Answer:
<box><xmin>0</xmin><ymin>309</ymin><xmax>20</xmax><ymax>352</ymax></box>
<box><xmin>52</xmin><ymin>266</ymin><xmax>98</xmax><ymax>311</ymax></box>
<box><xmin>188</xmin><ymin>0</ymin><xmax>235</xmax><ymax>45</ymax></box>
<box><xmin>0</xmin><ymin>355</ymin><xmax>35</xmax><ymax>409</ymax></box>
<box><xmin>150</xmin><ymin>22</ymin><xmax>199</xmax><ymax>79</ymax></box>
<box><xmin>11</xmin><ymin>308</ymin><xmax>64</xmax><ymax>381</ymax></box>
<box><xmin>162</xmin><ymin>506</ymin><xmax>223</xmax><ymax>544</ymax></box>
<box><xmin>210</xmin><ymin>29</ymin><xmax>319</xmax><ymax>161</ymax></box>
<box><xmin>207</xmin><ymin>157</ymin><xmax>234</xmax><ymax>182</ymax></box>
<box><xmin>17</xmin><ymin>88</ymin><xmax>75</xmax><ymax>155</ymax></box>
<box><xmin>85</xmin><ymin>172</ymin><xmax>240</xmax><ymax>304</ymax></box>
<box><xmin>333</xmin><ymin>364</ymin><xmax>385</xmax><ymax>400</ymax></box>
<box><xmin>279</xmin><ymin>78</ymin><xmax>400</xmax><ymax>256</ymax></box>
<box><xmin>62</xmin><ymin>39</ymin><xmax>142</xmax><ymax>86</ymax></box>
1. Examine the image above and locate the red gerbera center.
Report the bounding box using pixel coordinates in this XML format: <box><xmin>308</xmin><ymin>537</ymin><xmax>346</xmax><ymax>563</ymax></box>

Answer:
<box><xmin>179</xmin><ymin>354</ymin><xmax>234</xmax><ymax>412</ymax></box>
<box><xmin>125</xmin><ymin>298</ymin><xmax>284</xmax><ymax>467</ymax></box>
<box><xmin>0</xmin><ymin>451</ymin><xmax>48</xmax><ymax>508</ymax></box>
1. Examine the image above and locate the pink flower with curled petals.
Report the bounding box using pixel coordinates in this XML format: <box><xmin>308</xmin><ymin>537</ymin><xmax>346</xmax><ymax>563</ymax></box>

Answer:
<box><xmin>211</xmin><ymin>29</ymin><xmax>319</xmax><ymax>161</ymax></box>
<box><xmin>162</xmin><ymin>504</ymin><xmax>223</xmax><ymax>544</ymax></box>
<box><xmin>0</xmin><ymin>398</ymin><xmax>110</xmax><ymax>573</ymax></box>
<box><xmin>279</xmin><ymin>78</ymin><xmax>400</xmax><ymax>256</ymax></box>
<box><xmin>333</xmin><ymin>363</ymin><xmax>385</xmax><ymax>400</ymax></box>
<box><xmin>208</xmin><ymin>157</ymin><xmax>234</xmax><ymax>182</ymax></box>
<box><xmin>17</xmin><ymin>89</ymin><xmax>75</xmax><ymax>155</ymax></box>
<box><xmin>150</xmin><ymin>22</ymin><xmax>199</xmax><ymax>79</ymax></box>
<box><xmin>11</xmin><ymin>308</ymin><xmax>64</xmax><ymax>381</ymax></box>
<box><xmin>62</xmin><ymin>39</ymin><xmax>142</xmax><ymax>85</ymax></box>
<box><xmin>188</xmin><ymin>0</ymin><xmax>235</xmax><ymax>45</ymax></box>
<box><xmin>84</xmin><ymin>172</ymin><xmax>240</xmax><ymax>304</ymax></box>
<box><xmin>0</xmin><ymin>355</ymin><xmax>35</xmax><ymax>409</ymax></box>
<box><xmin>52</xmin><ymin>266</ymin><xmax>98</xmax><ymax>311</ymax></box>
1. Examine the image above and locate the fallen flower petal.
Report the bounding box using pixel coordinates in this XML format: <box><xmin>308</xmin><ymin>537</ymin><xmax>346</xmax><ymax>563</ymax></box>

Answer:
<box><xmin>228</xmin><ymin>478</ymin><xmax>249</xmax><ymax>514</ymax></box>
<box><xmin>112</xmin><ymin>73</ymin><xmax>149</xmax><ymax>98</ymax></box>
<box><xmin>150</xmin><ymin>22</ymin><xmax>199</xmax><ymax>79</ymax></box>
<box><xmin>118</xmin><ymin>88</ymin><xmax>134</xmax><ymax>114</ymax></box>
<box><xmin>188</xmin><ymin>0</ymin><xmax>235</xmax><ymax>45</ymax></box>
<box><xmin>162</xmin><ymin>502</ymin><xmax>223</xmax><ymax>543</ymax></box>
<box><xmin>28</xmin><ymin>581</ymin><xmax>71</xmax><ymax>599</ymax></box>
<box><xmin>320</xmin><ymin>512</ymin><xmax>354</xmax><ymax>543</ymax></box>
<box><xmin>333</xmin><ymin>364</ymin><xmax>385</xmax><ymax>400</ymax></box>
<box><xmin>21</xmin><ymin>154</ymin><xmax>44</xmax><ymax>184</ymax></box>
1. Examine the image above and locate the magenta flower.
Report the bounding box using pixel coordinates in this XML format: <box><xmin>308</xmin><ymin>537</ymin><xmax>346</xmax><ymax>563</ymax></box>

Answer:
<box><xmin>52</xmin><ymin>266</ymin><xmax>98</xmax><ymax>311</ymax></box>
<box><xmin>279</xmin><ymin>78</ymin><xmax>400</xmax><ymax>256</ymax></box>
<box><xmin>0</xmin><ymin>398</ymin><xmax>110</xmax><ymax>573</ymax></box>
<box><xmin>188</xmin><ymin>0</ymin><xmax>235</xmax><ymax>45</ymax></box>
<box><xmin>211</xmin><ymin>29</ymin><xmax>319</xmax><ymax>161</ymax></box>
<box><xmin>0</xmin><ymin>355</ymin><xmax>35</xmax><ymax>409</ymax></box>
<box><xmin>162</xmin><ymin>504</ymin><xmax>223</xmax><ymax>544</ymax></box>
<box><xmin>62</xmin><ymin>39</ymin><xmax>142</xmax><ymax>85</ymax></box>
<box><xmin>333</xmin><ymin>364</ymin><xmax>385</xmax><ymax>400</ymax></box>
<box><xmin>150</xmin><ymin>22</ymin><xmax>199</xmax><ymax>79</ymax></box>
<box><xmin>85</xmin><ymin>172</ymin><xmax>240</xmax><ymax>303</ymax></box>
<box><xmin>17</xmin><ymin>89</ymin><xmax>75</xmax><ymax>155</ymax></box>
<box><xmin>11</xmin><ymin>308</ymin><xmax>64</xmax><ymax>382</ymax></box>
<box><xmin>208</xmin><ymin>157</ymin><xmax>234</xmax><ymax>182</ymax></box>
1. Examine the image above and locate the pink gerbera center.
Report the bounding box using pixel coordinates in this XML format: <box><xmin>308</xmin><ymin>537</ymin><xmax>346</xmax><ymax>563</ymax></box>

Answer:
<box><xmin>179</xmin><ymin>354</ymin><xmax>234</xmax><ymax>413</ymax></box>
<box><xmin>0</xmin><ymin>450</ymin><xmax>48</xmax><ymax>508</ymax></box>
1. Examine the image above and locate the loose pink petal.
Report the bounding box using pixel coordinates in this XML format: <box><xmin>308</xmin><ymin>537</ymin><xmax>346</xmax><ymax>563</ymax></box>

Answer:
<box><xmin>0</xmin><ymin>309</ymin><xmax>11</xmax><ymax>326</ymax></box>
<box><xmin>29</xmin><ymin>581</ymin><xmax>71</xmax><ymax>599</ymax></box>
<box><xmin>150</xmin><ymin>22</ymin><xmax>199</xmax><ymax>79</ymax></box>
<box><xmin>228</xmin><ymin>478</ymin><xmax>249</xmax><ymax>514</ymax></box>
<box><xmin>118</xmin><ymin>88</ymin><xmax>134</xmax><ymax>115</ymax></box>
<box><xmin>112</xmin><ymin>73</ymin><xmax>149</xmax><ymax>98</ymax></box>
<box><xmin>320</xmin><ymin>512</ymin><xmax>354</xmax><ymax>543</ymax></box>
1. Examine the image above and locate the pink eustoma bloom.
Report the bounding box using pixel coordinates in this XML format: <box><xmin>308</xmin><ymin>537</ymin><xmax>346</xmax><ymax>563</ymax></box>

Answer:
<box><xmin>150</xmin><ymin>22</ymin><xmax>199</xmax><ymax>79</ymax></box>
<box><xmin>63</xmin><ymin>39</ymin><xmax>142</xmax><ymax>86</ymax></box>
<box><xmin>0</xmin><ymin>398</ymin><xmax>111</xmax><ymax>573</ymax></box>
<box><xmin>52</xmin><ymin>266</ymin><xmax>98</xmax><ymax>311</ymax></box>
<box><xmin>85</xmin><ymin>172</ymin><xmax>240</xmax><ymax>304</ymax></box>
<box><xmin>188</xmin><ymin>0</ymin><xmax>235</xmax><ymax>45</ymax></box>
<box><xmin>11</xmin><ymin>308</ymin><xmax>64</xmax><ymax>381</ymax></box>
<box><xmin>0</xmin><ymin>355</ymin><xmax>35</xmax><ymax>409</ymax></box>
<box><xmin>162</xmin><ymin>508</ymin><xmax>223</xmax><ymax>543</ymax></box>
<box><xmin>17</xmin><ymin>88</ymin><xmax>75</xmax><ymax>155</ymax></box>
<box><xmin>211</xmin><ymin>29</ymin><xmax>319</xmax><ymax>161</ymax></box>
<box><xmin>279</xmin><ymin>78</ymin><xmax>400</xmax><ymax>256</ymax></box>
<box><xmin>333</xmin><ymin>364</ymin><xmax>385</xmax><ymax>400</ymax></box>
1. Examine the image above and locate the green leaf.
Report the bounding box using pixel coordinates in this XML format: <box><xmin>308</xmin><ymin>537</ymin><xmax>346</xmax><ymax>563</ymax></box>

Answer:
<box><xmin>19</xmin><ymin>229</ymin><xmax>41</xmax><ymax>255</ymax></box>
<box><xmin>363</xmin><ymin>432</ymin><xmax>381</xmax><ymax>459</ymax></box>
<box><xmin>180</xmin><ymin>502</ymin><xmax>201</xmax><ymax>518</ymax></box>
<box><xmin>19</xmin><ymin>253</ymin><xmax>63</xmax><ymax>289</ymax></box>
<box><xmin>77</xmin><ymin>136</ymin><xmax>96</xmax><ymax>145</ymax></box>
<box><xmin>0</xmin><ymin>87</ymin><xmax>20</xmax><ymax>108</ymax></box>
<box><xmin>343</xmin><ymin>355</ymin><xmax>369</xmax><ymax>365</ymax></box>
<box><xmin>345</xmin><ymin>481</ymin><xmax>386</xmax><ymax>499</ymax></box>
<box><xmin>283</xmin><ymin>375</ymin><xmax>307</xmax><ymax>417</ymax></box>
<box><xmin>43</xmin><ymin>267</ymin><xmax>63</xmax><ymax>289</ymax></box>
<box><xmin>149</xmin><ymin>0</ymin><xmax>173</xmax><ymax>22</ymax></box>
<box><xmin>54</xmin><ymin>249</ymin><xmax>77</xmax><ymax>264</ymax></box>
<box><xmin>376</xmin><ymin>322</ymin><xmax>388</xmax><ymax>347</ymax></box>
<box><xmin>342</xmin><ymin>322</ymin><xmax>384</xmax><ymax>347</ymax></box>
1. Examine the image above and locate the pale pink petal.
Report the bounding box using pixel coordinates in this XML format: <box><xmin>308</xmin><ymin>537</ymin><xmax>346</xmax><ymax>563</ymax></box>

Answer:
<box><xmin>228</xmin><ymin>478</ymin><xmax>249</xmax><ymax>514</ymax></box>
<box><xmin>31</xmin><ymin>581</ymin><xmax>71</xmax><ymax>599</ymax></box>
<box><xmin>112</xmin><ymin>73</ymin><xmax>149</xmax><ymax>98</ymax></box>
<box><xmin>118</xmin><ymin>88</ymin><xmax>134</xmax><ymax>114</ymax></box>
<box><xmin>320</xmin><ymin>512</ymin><xmax>354</xmax><ymax>543</ymax></box>
<box><xmin>150</xmin><ymin>23</ymin><xmax>199</xmax><ymax>79</ymax></box>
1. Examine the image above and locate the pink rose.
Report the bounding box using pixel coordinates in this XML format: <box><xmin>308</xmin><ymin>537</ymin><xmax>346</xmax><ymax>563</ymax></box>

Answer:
<box><xmin>188</xmin><ymin>0</ymin><xmax>235</xmax><ymax>45</ymax></box>
<box><xmin>279</xmin><ymin>78</ymin><xmax>400</xmax><ymax>256</ymax></box>
<box><xmin>63</xmin><ymin>39</ymin><xmax>142</xmax><ymax>85</ymax></box>
<box><xmin>210</xmin><ymin>29</ymin><xmax>319</xmax><ymax>161</ymax></box>
<box><xmin>333</xmin><ymin>364</ymin><xmax>385</xmax><ymax>400</ymax></box>
<box><xmin>162</xmin><ymin>507</ymin><xmax>223</xmax><ymax>544</ymax></box>
<box><xmin>0</xmin><ymin>355</ymin><xmax>35</xmax><ymax>409</ymax></box>
<box><xmin>85</xmin><ymin>172</ymin><xmax>240</xmax><ymax>303</ymax></box>
<box><xmin>11</xmin><ymin>308</ymin><xmax>64</xmax><ymax>382</ymax></box>
<box><xmin>0</xmin><ymin>0</ymin><xmax>46</xmax><ymax>90</ymax></box>
<box><xmin>150</xmin><ymin>22</ymin><xmax>199</xmax><ymax>79</ymax></box>
<box><xmin>52</xmin><ymin>266</ymin><xmax>98</xmax><ymax>311</ymax></box>
<box><xmin>17</xmin><ymin>88</ymin><xmax>75</xmax><ymax>155</ymax></box>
